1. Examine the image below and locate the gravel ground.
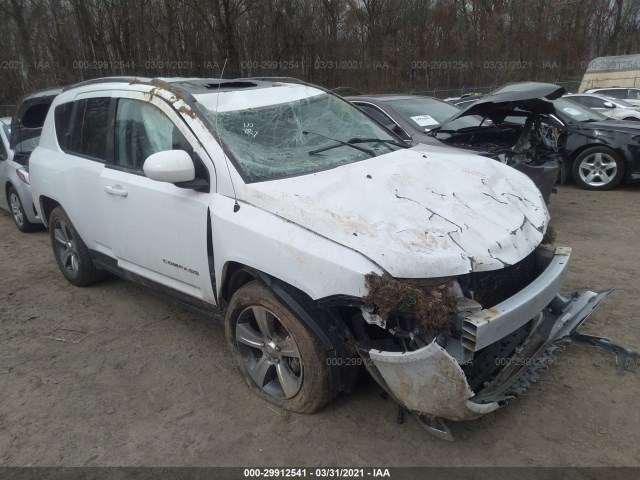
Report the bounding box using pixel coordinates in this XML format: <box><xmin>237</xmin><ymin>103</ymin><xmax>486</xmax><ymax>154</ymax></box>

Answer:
<box><xmin>0</xmin><ymin>184</ymin><xmax>638</xmax><ymax>467</ymax></box>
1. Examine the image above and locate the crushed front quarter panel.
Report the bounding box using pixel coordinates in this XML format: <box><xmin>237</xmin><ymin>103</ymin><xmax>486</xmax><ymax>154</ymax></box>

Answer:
<box><xmin>358</xmin><ymin>247</ymin><xmax>621</xmax><ymax>423</ymax></box>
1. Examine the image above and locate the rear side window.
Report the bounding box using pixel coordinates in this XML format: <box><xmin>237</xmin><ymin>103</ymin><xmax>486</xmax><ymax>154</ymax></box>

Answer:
<box><xmin>600</xmin><ymin>89</ymin><xmax>625</xmax><ymax>99</ymax></box>
<box><xmin>68</xmin><ymin>97</ymin><xmax>110</xmax><ymax>162</ymax></box>
<box><xmin>54</xmin><ymin>102</ymin><xmax>74</xmax><ymax>150</ymax></box>
<box><xmin>358</xmin><ymin>104</ymin><xmax>395</xmax><ymax>126</ymax></box>
<box><xmin>0</xmin><ymin>132</ymin><xmax>7</xmax><ymax>159</ymax></box>
<box><xmin>627</xmin><ymin>89</ymin><xmax>640</xmax><ymax>100</ymax></box>
<box><xmin>114</xmin><ymin>98</ymin><xmax>190</xmax><ymax>171</ymax></box>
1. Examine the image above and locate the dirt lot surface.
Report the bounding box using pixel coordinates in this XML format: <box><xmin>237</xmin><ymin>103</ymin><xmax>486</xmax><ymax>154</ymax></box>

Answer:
<box><xmin>0</xmin><ymin>184</ymin><xmax>639</xmax><ymax>467</ymax></box>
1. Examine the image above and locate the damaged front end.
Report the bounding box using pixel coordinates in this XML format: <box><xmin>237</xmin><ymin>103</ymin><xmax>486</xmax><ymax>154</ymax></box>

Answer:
<box><xmin>356</xmin><ymin>245</ymin><xmax>638</xmax><ymax>440</ymax></box>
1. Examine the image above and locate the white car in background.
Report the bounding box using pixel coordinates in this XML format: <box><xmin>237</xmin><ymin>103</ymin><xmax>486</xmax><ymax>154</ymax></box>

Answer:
<box><xmin>28</xmin><ymin>76</ymin><xmax>636</xmax><ymax>439</ymax></box>
<box><xmin>584</xmin><ymin>87</ymin><xmax>640</xmax><ymax>105</ymax></box>
<box><xmin>565</xmin><ymin>93</ymin><xmax>640</xmax><ymax>121</ymax></box>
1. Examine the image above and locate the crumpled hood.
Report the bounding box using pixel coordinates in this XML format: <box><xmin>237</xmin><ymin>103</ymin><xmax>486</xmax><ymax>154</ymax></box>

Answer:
<box><xmin>242</xmin><ymin>146</ymin><xmax>549</xmax><ymax>278</ymax></box>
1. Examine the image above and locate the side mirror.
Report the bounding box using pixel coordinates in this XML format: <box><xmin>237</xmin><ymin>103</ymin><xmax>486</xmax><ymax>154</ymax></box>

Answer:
<box><xmin>143</xmin><ymin>150</ymin><xmax>195</xmax><ymax>183</ymax></box>
<box><xmin>603</xmin><ymin>101</ymin><xmax>615</xmax><ymax>108</ymax></box>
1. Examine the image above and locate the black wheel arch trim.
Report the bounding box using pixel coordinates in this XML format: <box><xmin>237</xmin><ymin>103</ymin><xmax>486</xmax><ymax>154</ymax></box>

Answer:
<box><xmin>225</xmin><ymin>265</ymin><xmax>360</xmax><ymax>392</ymax></box>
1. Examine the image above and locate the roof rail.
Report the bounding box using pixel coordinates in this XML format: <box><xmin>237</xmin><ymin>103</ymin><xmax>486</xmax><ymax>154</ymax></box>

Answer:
<box><xmin>62</xmin><ymin>76</ymin><xmax>152</xmax><ymax>92</ymax></box>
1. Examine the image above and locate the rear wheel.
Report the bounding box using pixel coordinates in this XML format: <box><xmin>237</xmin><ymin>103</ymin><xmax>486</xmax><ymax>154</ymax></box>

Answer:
<box><xmin>225</xmin><ymin>281</ymin><xmax>336</xmax><ymax>413</ymax></box>
<box><xmin>8</xmin><ymin>186</ymin><xmax>37</xmax><ymax>232</ymax></box>
<box><xmin>49</xmin><ymin>207</ymin><xmax>104</xmax><ymax>286</ymax></box>
<box><xmin>622</xmin><ymin>117</ymin><xmax>640</xmax><ymax>121</ymax></box>
<box><xmin>572</xmin><ymin>147</ymin><xmax>624</xmax><ymax>190</ymax></box>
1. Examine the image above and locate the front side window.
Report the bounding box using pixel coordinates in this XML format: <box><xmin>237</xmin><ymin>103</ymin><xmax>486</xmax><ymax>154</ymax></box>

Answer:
<box><xmin>68</xmin><ymin>97</ymin><xmax>110</xmax><ymax>161</ymax></box>
<box><xmin>199</xmin><ymin>92</ymin><xmax>402</xmax><ymax>182</ymax></box>
<box><xmin>114</xmin><ymin>99</ymin><xmax>190</xmax><ymax>171</ymax></box>
<box><xmin>576</xmin><ymin>96</ymin><xmax>607</xmax><ymax>108</ymax></box>
<box><xmin>553</xmin><ymin>98</ymin><xmax>608</xmax><ymax>122</ymax></box>
<box><xmin>600</xmin><ymin>89</ymin><xmax>625</xmax><ymax>99</ymax></box>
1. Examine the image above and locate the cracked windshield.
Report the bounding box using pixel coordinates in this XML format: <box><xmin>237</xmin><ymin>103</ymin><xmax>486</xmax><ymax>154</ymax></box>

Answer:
<box><xmin>201</xmin><ymin>92</ymin><xmax>403</xmax><ymax>182</ymax></box>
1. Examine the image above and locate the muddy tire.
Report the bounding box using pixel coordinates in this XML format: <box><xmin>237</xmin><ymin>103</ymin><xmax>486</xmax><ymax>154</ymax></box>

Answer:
<box><xmin>8</xmin><ymin>186</ymin><xmax>37</xmax><ymax>233</ymax></box>
<box><xmin>49</xmin><ymin>207</ymin><xmax>104</xmax><ymax>286</ymax></box>
<box><xmin>225</xmin><ymin>281</ymin><xmax>336</xmax><ymax>413</ymax></box>
<box><xmin>572</xmin><ymin>147</ymin><xmax>624</xmax><ymax>190</ymax></box>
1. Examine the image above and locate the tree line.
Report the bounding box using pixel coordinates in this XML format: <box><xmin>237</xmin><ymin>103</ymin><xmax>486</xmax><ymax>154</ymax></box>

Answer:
<box><xmin>1</xmin><ymin>0</ymin><xmax>639</xmax><ymax>106</ymax></box>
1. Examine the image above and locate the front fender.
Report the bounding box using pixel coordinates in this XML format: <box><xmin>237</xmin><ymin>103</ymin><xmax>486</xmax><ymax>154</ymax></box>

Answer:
<box><xmin>210</xmin><ymin>195</ymin><xmax>382</xmax><ymax>302</ymax></box>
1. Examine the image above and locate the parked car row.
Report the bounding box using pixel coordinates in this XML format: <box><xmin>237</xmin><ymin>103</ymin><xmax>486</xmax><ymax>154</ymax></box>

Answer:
<box><xmin>3</xmin><ymin>77</ymin><xmax>638</xmax><ymax>441</ymax></box>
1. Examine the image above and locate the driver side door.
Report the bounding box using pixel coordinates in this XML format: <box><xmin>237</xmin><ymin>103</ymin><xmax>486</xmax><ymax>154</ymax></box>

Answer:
<box><xmin>100</xmin><ymin>92</ymin><xmax>216</xmax><ymax>305</ymax></box>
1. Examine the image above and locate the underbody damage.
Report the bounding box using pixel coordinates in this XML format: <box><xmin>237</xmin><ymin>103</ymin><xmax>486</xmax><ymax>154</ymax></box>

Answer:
<box><xmin>354</xmin><ymin>246</ymin><xmax>639</xmax><ymax>440</ymax></box>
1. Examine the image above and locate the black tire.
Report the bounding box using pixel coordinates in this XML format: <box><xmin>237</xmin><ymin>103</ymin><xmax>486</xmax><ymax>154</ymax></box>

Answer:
<box><xmin>622</xmin><ymin>117</ymin><xmax>640</xmax><ymax>122</ymax></box>
<box><xmin>572</xmin><ymin>146</ymin><xmax>624</xmax><ymax>191</ymax></box>
<box><xmin>225</xmin><ymin>281</ymin><xmax>336</xmax><ymax>413</ymax></box>
<box><xmin>49</xmin><ymin>206</ymin><xmax>104</xmax><ymax>286</ymax></box>
<box><xmin>7</xmin><ymin>186</ymin><xmax>37</xmax><ymax>233</ymax></box>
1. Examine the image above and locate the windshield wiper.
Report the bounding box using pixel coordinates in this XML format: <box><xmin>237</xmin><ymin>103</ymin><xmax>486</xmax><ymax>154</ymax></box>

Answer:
<box><xmin>303</xmin><ymin>131</ymin><xmax>375</xmax><ymax>157</ymax></box>
<box><xmin>346</xmin><ymin>137</ymin><xmax>410</xmax><ymax>148</ymax></box>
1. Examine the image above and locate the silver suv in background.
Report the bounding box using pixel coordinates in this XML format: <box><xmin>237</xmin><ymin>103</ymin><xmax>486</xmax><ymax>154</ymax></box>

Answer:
<box><xmin>0</xmin><ymin>117</ymin><xmax>40</xmax><ymax>232</ymax></box>
<box><xmin>0</xmin><ymin>88</ymin><xmax>61</xmax><ymax>232</ymax></box>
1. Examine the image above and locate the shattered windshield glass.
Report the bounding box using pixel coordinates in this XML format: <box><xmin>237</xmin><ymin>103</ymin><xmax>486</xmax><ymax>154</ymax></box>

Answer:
<box><xmin>199</xmin><ymin>93</ymin><xmax>401</xmax><ymax>182</ymax></box>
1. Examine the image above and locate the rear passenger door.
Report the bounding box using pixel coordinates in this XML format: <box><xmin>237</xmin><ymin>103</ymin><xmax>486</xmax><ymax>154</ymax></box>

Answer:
<box><xmin>99</xmin><ymin>92</ymin><xmax>215</xmax><ymax>305</ymax></box>
<box><xmin>53</xmin><ymin>94</ymin><xmax>112</xmax><ymax>251</ymax></box>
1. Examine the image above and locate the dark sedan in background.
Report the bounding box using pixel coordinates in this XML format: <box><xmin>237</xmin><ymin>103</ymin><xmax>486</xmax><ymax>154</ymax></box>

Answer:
<box><xmin>451</xmin><ymin>87</ymin><xmax>640</xmax><ymax>190</ymax></box>
<box><xmin>347</xmin><ymin>86</ymin><xmax>564</xmax><ymax>201</ymax></box>
<box><xmin>551</xmin><ymin>98</ymin><xmax>640</xmax><ymax>189</ymax></box>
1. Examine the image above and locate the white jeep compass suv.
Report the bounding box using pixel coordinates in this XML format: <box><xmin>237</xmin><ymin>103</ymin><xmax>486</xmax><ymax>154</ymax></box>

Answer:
<box><xmin>29</xmin><ymin>77</ymin><xmax>634</xmax><ymax>439</ymax></box>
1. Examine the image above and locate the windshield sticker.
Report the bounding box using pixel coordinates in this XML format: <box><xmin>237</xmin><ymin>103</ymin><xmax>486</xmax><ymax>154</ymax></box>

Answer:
<box><xmin>562</xmin><ymin>107</ymin><xmax>583</xmax><ymax>116</ymax></box>
<box><xmin>243</xmin><ymin>122</ymin><xmax>259</xmax><ymax>138</ymax></box>
<box><xmin>410</xmin><ymin>114</ymin><xmax>439</xmax><ymax>126</ymax></box>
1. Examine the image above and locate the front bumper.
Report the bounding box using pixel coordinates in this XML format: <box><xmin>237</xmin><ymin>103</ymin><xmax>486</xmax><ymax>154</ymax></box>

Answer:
<box><xmin>357</xmin><ymin>246</ymin><xmax>633</xmax><ymax>426</ymax></box>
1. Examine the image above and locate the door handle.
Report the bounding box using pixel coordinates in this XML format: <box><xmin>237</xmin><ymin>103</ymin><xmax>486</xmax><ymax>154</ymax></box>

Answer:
<box><xmin>104</xmin><ymin>184</ymin><xmax>128</xmax><ymax>197</ymax></box>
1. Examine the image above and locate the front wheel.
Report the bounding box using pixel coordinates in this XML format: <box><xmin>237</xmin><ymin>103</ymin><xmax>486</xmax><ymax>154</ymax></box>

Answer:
<box><xmin>49</xmin><ymin>207</ymin><xmax>104</xmax><ymax>286</ymax></box>
<box><xmin>225</xmin><ymin>281</ymin><xmax>336</xmax><ymax>413</ymax></box>
<box><xmin>572</xmin><ymin>147</ymin><xmax>624</xmax><ymax>190</ymax></box>
<box><xmin>8</xmin><ymin>186</ymin><xmax>37</xmax><ymax>232</ymax></box>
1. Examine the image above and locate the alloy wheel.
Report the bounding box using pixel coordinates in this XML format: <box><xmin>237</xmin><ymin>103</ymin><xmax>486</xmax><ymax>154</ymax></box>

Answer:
<box><xmin>577</xmin><ymin>152</ymin><xmax>618</xmax><ymax>187</ymax></box>
<box><xmin>53</xmin><ymin>220</ymin><xmax>80</xmax><ymax>276</ymax></box>
<box><xmin>235</xmin><ymin>306</ymin><xmax>303</xmax><ymax>399</ymax></box>
<box><xmin>9</xmin><ymin>192</ymin><xmax>24</xmax><ymax>228</ymax></box>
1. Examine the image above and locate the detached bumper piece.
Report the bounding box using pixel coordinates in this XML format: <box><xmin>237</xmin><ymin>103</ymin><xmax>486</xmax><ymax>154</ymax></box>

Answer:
<box><xmin>357</xmin><ymin>247</ymin><xmax>639</xmax><ymax>440</ymax></box>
